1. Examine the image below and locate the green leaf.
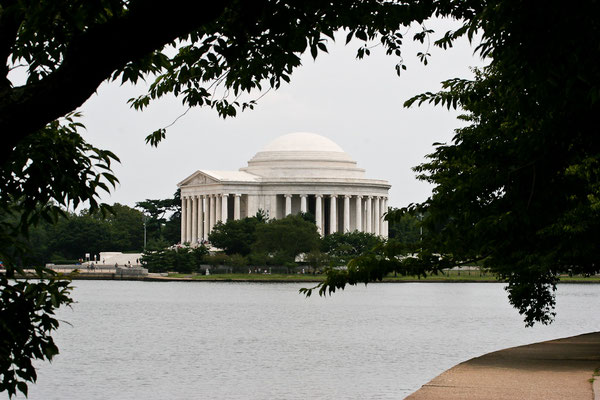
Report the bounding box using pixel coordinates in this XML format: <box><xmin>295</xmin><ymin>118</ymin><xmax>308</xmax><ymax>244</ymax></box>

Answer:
<box><xmin>145</xmin><ymin>129</ymin><xmax>166</xmax><ymax>147</ymax></box>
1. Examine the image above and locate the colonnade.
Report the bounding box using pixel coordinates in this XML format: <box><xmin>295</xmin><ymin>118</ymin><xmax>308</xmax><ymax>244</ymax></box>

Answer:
<box><xmin>181</xmin><ymin>192</ymin><xmax>388</xmax><ymax>244</ymax></box>
<box><xmin>180</xmin><ymin>194</ymin><xmax>242</xmax><ymax>244</ymax></box>
<box><xmin>309</xmin><ymin>194</ymin><xmax>388</xmax><ymax>238</ymax></box>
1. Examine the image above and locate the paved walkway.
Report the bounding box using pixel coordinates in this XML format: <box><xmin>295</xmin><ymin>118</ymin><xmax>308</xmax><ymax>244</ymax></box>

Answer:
<box><xmin>406</xmin><ymin>332</ymin><xmax>600</xmax><ymax>400</ymax></box>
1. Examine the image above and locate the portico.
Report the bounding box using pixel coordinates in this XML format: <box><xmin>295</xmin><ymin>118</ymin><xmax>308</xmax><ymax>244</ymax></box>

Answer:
<box><xmin>178</xmin><ymin>132</ymin><xmax>390</xmax><ymax>244</ymax></box>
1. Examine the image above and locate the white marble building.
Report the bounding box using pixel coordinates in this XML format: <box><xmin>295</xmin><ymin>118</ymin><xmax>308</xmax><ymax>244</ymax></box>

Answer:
<box><xmin>178</xmin><ymin>132</ymin><xmax>390</xmax><ymax>243</ymax></box>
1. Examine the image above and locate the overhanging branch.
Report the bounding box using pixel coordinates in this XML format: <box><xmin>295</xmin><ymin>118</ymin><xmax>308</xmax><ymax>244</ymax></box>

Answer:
<box><xmin>0</xmin><ymin>0</ymin><xmax>230</xmax><ymax>158</ymax></box>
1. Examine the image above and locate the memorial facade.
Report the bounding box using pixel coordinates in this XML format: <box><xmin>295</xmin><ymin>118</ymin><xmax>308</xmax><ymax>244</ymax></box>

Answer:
<box><xmin>178</xmin><ymin>132</ymin><xmax>391</xmax><ymax>244</ymax></box>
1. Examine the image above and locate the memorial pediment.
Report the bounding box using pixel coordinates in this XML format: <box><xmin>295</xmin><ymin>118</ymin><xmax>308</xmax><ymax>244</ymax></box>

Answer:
<box><xmin>179</xmin><ymin>171</ymin><xmax>221</xmax><ymax>186</ymax></box>
<box><xmin>189</xmin><ymin>174</ymin><xmax>219</xmax><ymax>185</ymax></box>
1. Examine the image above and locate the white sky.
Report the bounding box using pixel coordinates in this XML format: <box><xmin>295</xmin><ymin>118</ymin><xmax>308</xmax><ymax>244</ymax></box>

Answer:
<box><xmin>76</xmin><ymin>18</ymin><xmax>485</xmax><ymax>210</ymax></box>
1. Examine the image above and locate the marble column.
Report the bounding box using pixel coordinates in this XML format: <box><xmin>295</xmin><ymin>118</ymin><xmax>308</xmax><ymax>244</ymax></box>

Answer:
<box><xmin>216</xmin><ymin>194</ymin><xmax>222</xmax><ymax>224</ymax></box>
<box><xmin>198</xmin><ymin>195</ymin><xmax>204</xmax><ymax>243</ymax></box>
<box><xmin>366</xmin><ymin>196</ymin><xmax>372</xmax><ymax>234</ymax></box>
<box><xmin>382</xmin><ymin>197</ymin><xmax>388</xmax><ymax>238</ymax></box>
<box><xmin>285</xmin><ymin>194</ymin><xmax>292</xmax><ymax>216</ymax></box>
<box><xmin>186</xmin><ymin>196</ymin><xmax>192</xmax><ymax>243</ymax></box>
<box><xmin>209</xmin><ymin>195</ymin><xmax>216</xmax><ymax>233</ymax></box>
<box><xmin>343</xmin><ymin>195</ymin><xmax>351</xmax><ymax>232</ymax></box>
<box><xmin>355</xmin><ymin>195</ymin><xmax>362</xmax><ymax>232</ymax></box>
<box><xmin>181</xmin><ymin>196</ymin><xmax>187</xmax><ymax>243</ymax></box>
<box><xmin>202</xmin><ymin>196</ymin><xmax>209</xmax><ymax>241</ymax></box>
<box><xmin>234</xmin><ymin>194</ymin><xmax>241</xmax><ymax>220</ymax></box>
<box><xmin>300</xmin><ymin>195</ymin><xmax>307</xmax><ymax>213</ymax></box>
<box><xmin>246</xmin><ymin>194</ymin><xmax>258</xmax><ymax>218</ymax></box>
<box><xmin>192</xmin><ymin>196</ymin><xmax>198</xmax><ymax>244</ymax></box>
<box><xmin>270</xmin><ymin>195</ymin><xmax>278</xmax><ymax>219</ymax></box>
<box><xmin>315</xmin><ymin>195</ymin><xmax>323</xmax><ymax>236</ymax></box>
<box><xmin>221</xmin><ymin>194</ymin><xmax>228</xmax><ymax>222</ymax></box>
<box><xmin>374</xmin><ymin>196</ymin><xmax>380</xmax><ymax>236</ymax></box>
<box><xmin>329</xmin><ymin>195</ymin><xmax>337</xmax><ymax>235</ymax></box>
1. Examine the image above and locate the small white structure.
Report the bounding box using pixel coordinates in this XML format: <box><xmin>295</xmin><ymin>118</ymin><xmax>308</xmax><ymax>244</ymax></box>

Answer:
<box><xmin>99</xmin><ymin>252</ymin><xmax>142</xmax><ymax>266</ymax></box>
<box><xmin>178</xmin><ymin>132</ymin><xmax>390</xmax><ymax>243</ymax></box>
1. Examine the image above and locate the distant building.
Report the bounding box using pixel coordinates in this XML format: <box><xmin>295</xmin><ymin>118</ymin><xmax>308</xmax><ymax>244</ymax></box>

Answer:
<box><xmin>99</xmin><ymin>252</ymin><xmax>142</xmax><ymax>266</ymax></box>
<box><xmin>178</xmin><ymin>132</ymin><xmax>390</xmax><ymax>243</ymax></box>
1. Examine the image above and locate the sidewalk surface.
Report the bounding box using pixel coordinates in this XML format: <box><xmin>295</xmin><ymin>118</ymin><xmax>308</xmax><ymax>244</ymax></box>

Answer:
<box><xmin>406</xmin><ymin>332</ymin><xmax>600</xmax><ymax>400</ymax></box>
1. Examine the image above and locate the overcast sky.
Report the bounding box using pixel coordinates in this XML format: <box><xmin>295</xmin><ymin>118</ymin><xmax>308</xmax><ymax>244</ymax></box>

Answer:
<box><xmin>76</xmin><ymin>18</ymin><xmax>485</xmax><ymax>210</ymax></box>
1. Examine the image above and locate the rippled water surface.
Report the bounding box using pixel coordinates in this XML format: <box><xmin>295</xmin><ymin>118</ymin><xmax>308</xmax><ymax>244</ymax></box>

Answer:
<box><xmin>10</xmin><ymin>281</ymin><xmax>600</xmax><ymax>399</ymax></box>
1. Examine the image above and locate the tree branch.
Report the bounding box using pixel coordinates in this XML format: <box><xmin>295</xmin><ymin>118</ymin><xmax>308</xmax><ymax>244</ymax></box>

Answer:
<box><xmin>0</xmin><ymin>0</ymin><xmax>230</xmax><ymax>159</ymax></box>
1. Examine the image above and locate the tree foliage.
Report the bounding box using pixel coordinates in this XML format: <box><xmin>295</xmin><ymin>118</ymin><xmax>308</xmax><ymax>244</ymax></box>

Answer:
<box><xmin>0</xmin><ymin>271</ymin><xmax>73</xmax><ymax>398</ymax></box>
<box><xmin>304</xmin><ymin>250</ymin><xmax>330</xmax><ymax>275</ymax></box>
<box><xmin>255</xmin><ymin>215</ymin><xmax>321</xmax><ymax>265</ymax></box>
<box><xmin>310</xmin><ymin>1</ymin><xmax>600</xmax><ymax>327</ymax></box>
<box><xmin>103</xmin><ymin>203</ymin><xmax>145</xmax><ymax>252</ymax></box>
<box><xmin>208</xmin><ymin>214</ymin><xmax>264</xmax><ymax>256</ymax></box>
<box><xmin>0</xmin><ymin>114</ymin><xmax>118</xmax><ymax>396</ymax></box>
<box><xmin>135</xmin><ymin>189</ymin><xmax>181</xmax><ymax>246</ymax></box>
<box><xmin>387</xmin><ymin>209</ymin><xmax>420</xmax><ymax>244</ymax></box>
<box><xmin>141</xmin><ymin>245</ymin><xmax>208</xmax><ymax>274</ymax></box>
<box><xmin>206</xmin><ymin>213</ymin><xmax>321</xmax><ymax>268</ymax></box>
<box><xmin>320</xmin><ymin>231</ymin><xmax>383</xmax><ymax>265</ymax></box>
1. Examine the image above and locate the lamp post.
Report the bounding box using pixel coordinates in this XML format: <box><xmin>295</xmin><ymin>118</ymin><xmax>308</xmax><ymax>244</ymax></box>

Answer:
<box><xmin>143</xmin><ymin>214</ymin><xmax>148</xmax><ymax>250</ymax></box>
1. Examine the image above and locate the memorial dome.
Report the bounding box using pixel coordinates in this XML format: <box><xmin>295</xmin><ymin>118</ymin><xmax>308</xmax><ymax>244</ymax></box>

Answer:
<box><xmin>241</xmin><ymin>132</ymin><xmax>365</xmax><ymax>179</ymax></box>
<box><xmin>261</xmin><ymin>132</ymin><xmax>345</xmax><ymax>153</ymax></box>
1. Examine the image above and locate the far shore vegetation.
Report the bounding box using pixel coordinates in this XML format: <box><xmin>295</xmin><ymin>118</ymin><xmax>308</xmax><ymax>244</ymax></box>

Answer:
<box><xmin>163</xmin><ymin>271</ymin><xmax>600</xmax><ymax>284</ymax></box>
<box><xmin>24</xmin><ymin>195</ymin><xmax>599</xmax><ymax>286</ymax></box>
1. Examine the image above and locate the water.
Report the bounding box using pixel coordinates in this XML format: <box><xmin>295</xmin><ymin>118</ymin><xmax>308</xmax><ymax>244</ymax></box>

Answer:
<box><xmin>10</xmin><ymin>281</ymin><xmax>600</xmax><ymax>399</ymax></box>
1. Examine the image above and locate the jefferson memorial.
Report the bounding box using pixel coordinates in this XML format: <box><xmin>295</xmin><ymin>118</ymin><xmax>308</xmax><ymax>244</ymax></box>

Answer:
<box><xmin>178</xmin><ymin>132</ymin><xmax>390</xmax><ymax>243</ymax></box>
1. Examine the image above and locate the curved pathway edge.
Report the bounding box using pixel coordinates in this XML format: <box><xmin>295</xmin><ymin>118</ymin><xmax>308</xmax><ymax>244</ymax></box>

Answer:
<box><xmin>406</xmin><ymin>332</ymin><xmax>600</xmax><ymax>400</ymax></box>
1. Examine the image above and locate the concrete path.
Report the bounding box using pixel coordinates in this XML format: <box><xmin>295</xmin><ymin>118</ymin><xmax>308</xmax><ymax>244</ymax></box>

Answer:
<box><xmin>406</xmin><ymin>332</ymin><xmax>600</xmax><ymax>400</ymax></box>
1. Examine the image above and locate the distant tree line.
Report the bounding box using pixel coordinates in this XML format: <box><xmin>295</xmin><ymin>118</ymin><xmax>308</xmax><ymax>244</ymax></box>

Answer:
<box><xmin>16</xmin><ymin>193</ymin><xmax>419</xmax><ymax>271</ymax></box>
<box><xmin>24</xmin><ymin>203</ymin><xmax>144</xmax><ymax>265</ymax></box>
<box><xmin>13</xmin><ymin>191</ymin><xmax>181</xmax><ymax>266</ymax></box>
<box><xmin>135</xmin><ymin>189</ymin><xmax>181</xmax><ymax>250</ymax></box>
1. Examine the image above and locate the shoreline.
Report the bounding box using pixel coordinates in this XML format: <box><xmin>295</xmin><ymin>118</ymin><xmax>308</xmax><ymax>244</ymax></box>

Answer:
<box><xmin>5</xmin><ymin>270</ymin><xmax>600</xmax><ymax>284</ymax></box>
<box><xmin>22</xmin><ymin>273</ymin><xmax>600</xmax><ymax>284</ymax></box>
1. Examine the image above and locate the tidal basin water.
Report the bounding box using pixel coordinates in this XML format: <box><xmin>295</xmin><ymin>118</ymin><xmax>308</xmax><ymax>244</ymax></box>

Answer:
<box><xmin>12</xmin><ymin>281</ymin><xmax>600</xmax><ymax>399</ymax></box>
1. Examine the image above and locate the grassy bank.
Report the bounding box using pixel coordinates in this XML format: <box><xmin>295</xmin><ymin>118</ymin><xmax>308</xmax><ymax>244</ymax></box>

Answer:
<box><xmin>166</xmin><ymin>273</ymin><xmax>325</xmax><ymax>281</ymax></box>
